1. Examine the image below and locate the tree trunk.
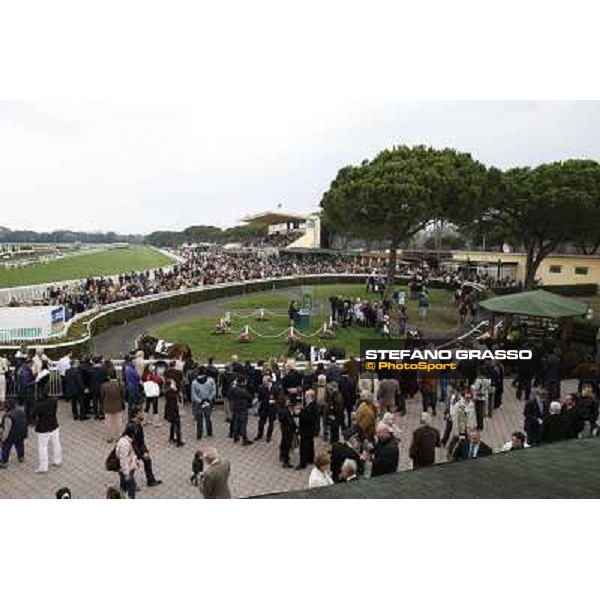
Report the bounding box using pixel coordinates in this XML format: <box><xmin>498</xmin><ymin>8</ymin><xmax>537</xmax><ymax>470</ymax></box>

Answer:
<box><xmin>524</xmin><ymin>246</ymin><xmax>539</xmax><ymax>290</ymax></box>
<box><xmin>384</xmin><ymin>241</ymin><xmax>398</xmax><ymax>301</ymax></box>
<box><xmin>524</xmin><ymin>244</ymin><xmax>549</xmax><ymax>290</ymax></box>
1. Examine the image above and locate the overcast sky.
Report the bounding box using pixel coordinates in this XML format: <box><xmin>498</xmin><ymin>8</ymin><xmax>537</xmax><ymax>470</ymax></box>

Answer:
<box><xmin>1</xmin><ymin>4</ymin><xmax>599</xmax><ymax>235</ymax></box>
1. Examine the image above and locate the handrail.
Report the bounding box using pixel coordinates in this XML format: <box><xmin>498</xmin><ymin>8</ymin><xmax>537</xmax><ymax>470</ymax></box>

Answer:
<box><xmin>0</xmin><ymin>244</ymin><xmax>177</xmax><ymax>306</ymax></box>
<box><xmin>0</xmin><ymin>272</ymin><xmax>491</xmax><ymax>352</ymax></box>
<box><xmin>0</xmin><ymin>273</ymin><xmax>368</xmax><ymax>351</ymax></box>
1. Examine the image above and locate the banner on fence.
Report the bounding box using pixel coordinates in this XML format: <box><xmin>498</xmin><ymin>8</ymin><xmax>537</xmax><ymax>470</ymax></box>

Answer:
<box><xmin>0</xmin><ymin>305</ymin><xmax>66</xmax><ymax>342</ymax></box>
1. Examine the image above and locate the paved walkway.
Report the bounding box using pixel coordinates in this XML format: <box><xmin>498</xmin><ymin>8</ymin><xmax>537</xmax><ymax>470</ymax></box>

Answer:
<box><xmin>0</xmin><ymin>382</ymin><xmax>575</xmax><ymax>499</ymax></box>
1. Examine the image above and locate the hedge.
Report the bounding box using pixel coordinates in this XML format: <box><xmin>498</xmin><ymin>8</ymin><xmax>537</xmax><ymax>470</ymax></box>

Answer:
<box><xmin>572</xmin><ymin>318</ymin><xmax>600</xmax><ymax>346</ymax></box>
<box><xmin>542</xmin><ymin>284</ymin><xmax>599</xmax><ymax>297</ymax></box>
<box><xmin>7</xmin><ymin>274</ymin><xmax>599</xmax><ymax>361</ymax></box>
<box><xmin>20</xmin><ymin>275</ymin><xmax>372</xmax><ymax>359</ymax></box>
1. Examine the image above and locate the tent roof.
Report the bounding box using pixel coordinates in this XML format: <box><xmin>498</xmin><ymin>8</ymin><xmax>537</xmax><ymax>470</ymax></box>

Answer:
<box><xmin>479</xmin><ymin>289</ymin><xmax>588</xmax><ymax>319</ymax></box>
<box><xmin>257</xmin><ymin>437</ymin><xmax>600</xmax><ymax>499</ymax></box>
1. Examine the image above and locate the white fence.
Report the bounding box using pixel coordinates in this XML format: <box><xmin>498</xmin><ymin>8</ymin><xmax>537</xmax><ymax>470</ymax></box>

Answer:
<box><xmin>0</xmin><ymin>245</ymin><xmax>178</xmax><ymax>306</ymax></box>
<box><xmin>2</xmin><ymin>313</ymin><xmax>491</xmax><ymax>400</ymax></box>
<box><xmin>0</xmin><ymin>272</ymin><xmax>480</xmax><ymax>350</ymax></box>
<box><xmin>0</xmin><ymin>273</ymin><xmax>367</xmax><ymax>350</ymax></box>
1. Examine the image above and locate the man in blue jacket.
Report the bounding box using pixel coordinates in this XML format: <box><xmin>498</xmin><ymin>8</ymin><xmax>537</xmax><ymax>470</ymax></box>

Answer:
<box><xmin>122</xmin><ymin>356</ymin><xmax>141</xmax><ymax>416</ymax></box>
<box><xmin>16</xmin><ymin>357</ymin><xmax>36</xmax><ymax>426</ymax></box>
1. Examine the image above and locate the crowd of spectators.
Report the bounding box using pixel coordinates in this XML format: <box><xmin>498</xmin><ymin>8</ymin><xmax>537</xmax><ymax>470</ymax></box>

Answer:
<box><xmin>252</xmin><ymin>231</ymin><xmax>304</xmax><ymax>248</ymax></box>
<box><xmin>0</xmin><ymin>326</ymin><xmax>598</xmax><ymax>496</ymax></box>
<box><xmin>40</xmin><ymin>250</ymin><xmax>367</xmax><ymax>318</ymax></box>
<box><xmin>12</xmin><ymin>245</ymin><xmax>519</xmax><ymax>322</ymax></box>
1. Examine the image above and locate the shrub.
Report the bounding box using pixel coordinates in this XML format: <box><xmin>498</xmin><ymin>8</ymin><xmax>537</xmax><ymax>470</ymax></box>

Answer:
<box><xmin>571</xmin><ymin>318</ymin><xmax>599</xmax><ymax>346</ymax></box>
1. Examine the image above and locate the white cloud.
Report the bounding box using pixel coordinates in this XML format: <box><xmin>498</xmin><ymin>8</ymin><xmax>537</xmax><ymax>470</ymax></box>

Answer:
<box><xmin>1</xmin><ymin>3</ymin><xmax>599</xmax><ymax>233</ymax></box>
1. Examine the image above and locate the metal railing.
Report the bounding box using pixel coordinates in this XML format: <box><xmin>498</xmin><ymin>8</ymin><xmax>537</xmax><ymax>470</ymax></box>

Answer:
<box><xmin>0</xmin><ymin>273</ymin><xmax>370</xmax><ymax>350</ymax></box>
<box><xmin>0</xmin><ymin>245</ymin><xmax>177</xmax><ymax>306</ymax></box>
<box><xmin>3</xmin><ymin>314</ymin><xmax>494</xmax><ymax>400</ymax></box>
<box><xmin>0</xmin><ymin>272</ymin><xmax>487</xmax><ymax>351</ymax></box>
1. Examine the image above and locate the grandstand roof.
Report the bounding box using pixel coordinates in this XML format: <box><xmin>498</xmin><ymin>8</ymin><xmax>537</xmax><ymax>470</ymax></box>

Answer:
<box><xmin>242</xmin><ymin>212</ymin><xmax>311</xmax><ymax>225</ymax></box>
<box><xmin>480</xmin><ymin>289</ymin><xmax>588</xmax><ymax>319</ymax></box>
<box><xmin>256</xmin><ymin>437</ymin><xmax>600</xmax><ymax>499</ymax></box>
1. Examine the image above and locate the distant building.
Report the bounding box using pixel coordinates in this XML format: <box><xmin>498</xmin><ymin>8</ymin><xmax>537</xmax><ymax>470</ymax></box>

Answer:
<box><xmin>241</xmin><ymin>211</ymin><xmax>321</xmax><ymax>249</ymax></box>
<box><xmin>358</xmin><ymin>249</ymin><xmax>600</xmax><ymax>288</ymax></box>
<box><xmin>449</xmin><ymin>250</ymin><xmax>600</xmax><ymax>287</ymax></box>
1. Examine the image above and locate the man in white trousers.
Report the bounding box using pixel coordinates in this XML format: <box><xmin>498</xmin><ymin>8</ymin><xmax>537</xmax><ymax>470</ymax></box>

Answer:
<box><xmin>0</xmin><ymin>355</ymin><xmax>8</xmax><ymax>409</ymax></box>
<box><xmin>32</xmin><ymin>394</ymin><xmax>62</xmax><ymax>473</ymax></box>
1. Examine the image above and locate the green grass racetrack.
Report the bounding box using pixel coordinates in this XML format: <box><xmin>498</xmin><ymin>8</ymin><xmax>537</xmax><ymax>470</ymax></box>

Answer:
<box><xmin>0</xmin><ymin>245</ymin><xmax>174</xmax><ymax>288</ymax></box>
<box><xmin>151</xmin><ymin>284</ymin><xmax>458</xmax><ymax>362</ymax></box>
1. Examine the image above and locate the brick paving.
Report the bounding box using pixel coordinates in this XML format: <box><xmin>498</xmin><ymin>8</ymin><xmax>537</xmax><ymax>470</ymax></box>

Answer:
<box><xmin>0</xmin><ymin>382</ymin><xmax>574</xmax><ymax>498</ymax></box>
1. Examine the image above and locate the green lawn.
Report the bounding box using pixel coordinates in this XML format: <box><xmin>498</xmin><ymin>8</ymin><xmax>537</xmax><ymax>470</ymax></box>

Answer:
<box><xmin>0</xmin><ymin>245</ymin><xmax>173</xmax><ymax>288</ymax></box>
<box><xmin>152</xmin><ymin>284</ymin><xmax>459</xmax><ymax>362</ymax></box>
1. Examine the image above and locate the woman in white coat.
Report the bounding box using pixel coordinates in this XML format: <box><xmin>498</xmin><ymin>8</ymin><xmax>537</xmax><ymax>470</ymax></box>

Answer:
<box><xmin>308</xmin><ymin>450</ymin><xmax>334</xmax><ymax>488</ymax></box>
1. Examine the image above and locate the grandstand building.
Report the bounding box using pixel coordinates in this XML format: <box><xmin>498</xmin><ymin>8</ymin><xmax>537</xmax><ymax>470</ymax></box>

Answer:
<box><xmin>242</xmin><ymin>212</ymin><xmax>321</xmax><ymax>250</ymax></box>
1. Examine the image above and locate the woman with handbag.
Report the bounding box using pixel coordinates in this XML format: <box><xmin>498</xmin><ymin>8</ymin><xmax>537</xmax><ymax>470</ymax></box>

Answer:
<box><xmin>116</xmin><ymin>422</ymin><xmax>139</xmax><ymax>499</ymax></box>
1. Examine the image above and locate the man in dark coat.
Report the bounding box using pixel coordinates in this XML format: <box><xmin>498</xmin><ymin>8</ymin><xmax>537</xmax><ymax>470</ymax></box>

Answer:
<box><xmin>540</xmin><ymin>401</ymin><xmax>569</xmax><ymax>444</ymax></box>
<box><xmin>576</xmin><ymin>384</ymin><xmax>599</xmax><ymax>436</ymax></box>
<box><xmin>129</xmin><ymin>409</ymin><xmax>162</xmax><ymax>487</ymax></box>
<box><xmin>296</xmin><ymin>390</ymin><xmax>318</xmax><ymax>470</ymax></box>
<box><xmin>79</xmin><ymin>356</ymin><xmax>95</xmax><ymax>419</ymax></box>
<box><xmin>515</xmin><ymin>355</ymin><xmax>535</xmax><ymax>401</ymax></box>
<box><xmin>278</xmin><ymin>399</ymin><xmax>297</xmax><ymax>468</ymax></box>
<box><xmin>453</xmin><ymin>428</ymin><xmax>493</xmax><ymax>461</ymax></box>
<box><xmin>282</xmin><ymin>364</ymin><xmax>303</xmax><ymax>405</ymax></box>
<box><xmin>0</xmin><ymin>399</ymin><xmax>27</xmax><ymax>466</ymax></box>
<box><xmin>329</xmin><ymin>295</ymin><xmax>338</xmax><ymax>321</ymax></box>
<box><xmin>64</xmin><ymin>360</ymin><xmax>87</xmax><ymax>421</ymax></box>
<box><xmin>370</xmin><ymin>422</ymin><xmax>400</xmax><ymax>477</ymax></box>
<box><xmin>542</xmin><ymin>350</ymin><xmax>562</xmax><ymax>400</ymax></box>
<box><xmin>91</xmin><ymin>356</ymin><xmax>108</xmax><ymax>420</ymax></box>
<box><xmin>254</xmin><ymin>375</ymin><xmax>279</xmax><ymax>442</ymax></box>
<box><xmin>331</xmin><ymin>429</ymin><xmax>364</xmax><ymax>483</ymax></box>
<box><xmin>409</xmin><ymin>413</ymin><xmax>441</xmax><ymax>469</ymax></box>
<box><xmin>228</xmin><ymin>376</ymin><xmax>253</xmax><ymax>445</ymax></box>
<box><xmin>338</xmin><ymin>372</ymin><xmax>357</xmax><ymax>429</ymax></box>
<box><xmin>562</xmin><ymin>395</ymin><xmax>584</xmax><ymax>439</ymax></box>
<box><xmin>523</xmin><ymin>389</ymin><xmax>549</xmax><ymax>446</ymax></box>
<box><xmin>325</xmin><ymin>382</ymin><xmax>344</xmax><ymax>444</ymax></box>
<box><xmin>243</xmin><ymin>361</ymin><xmax>258</xmax><ymax>397</ymax></box>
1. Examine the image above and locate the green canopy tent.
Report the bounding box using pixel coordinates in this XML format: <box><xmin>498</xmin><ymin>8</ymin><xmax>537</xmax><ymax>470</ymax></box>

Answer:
<box><xmin>480</xmin><ymin>289</ymin><xmax>588</xmax><ymax>339</ymax></box>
